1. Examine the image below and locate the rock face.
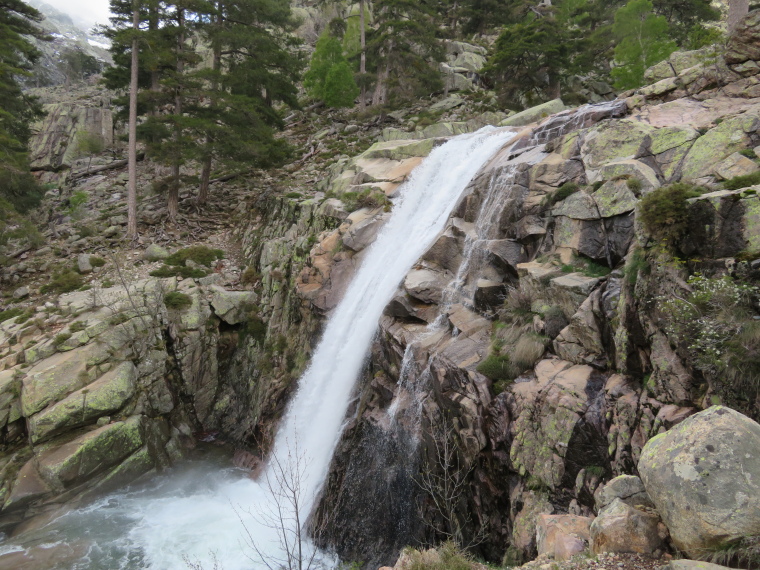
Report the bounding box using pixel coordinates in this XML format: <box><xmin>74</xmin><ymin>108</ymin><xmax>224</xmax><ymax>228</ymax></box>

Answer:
<box><xmin>536</xmin><ymin>514</ymin><xmax>592</xmax><ymax>560</ymax></box>
<box><xmin>590</xmin><ymin>498</ymin><xmax>664</xmax><ymax>555</ymax></box>
<box><xmin>638</xmin><ymin>406</ymin><xmax>760</xmax><ymax>558</ymax></box>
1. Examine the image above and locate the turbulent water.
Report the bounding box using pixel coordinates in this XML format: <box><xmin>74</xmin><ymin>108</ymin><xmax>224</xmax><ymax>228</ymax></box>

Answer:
<box><xmin>0</xmin><ymin>127</ymin><xmax>515</xmax><ymax>570</ymax></box>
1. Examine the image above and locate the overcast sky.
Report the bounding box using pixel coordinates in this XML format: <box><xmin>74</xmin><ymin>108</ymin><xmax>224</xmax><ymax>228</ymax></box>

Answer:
<box><xmin>41</xmin><ymin>0</ymin><xmax>112</xmax><ymax>30</ymax></box>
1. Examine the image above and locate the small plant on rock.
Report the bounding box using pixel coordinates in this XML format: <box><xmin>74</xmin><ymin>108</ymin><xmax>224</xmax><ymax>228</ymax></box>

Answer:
<box><xmin>723</xmin><ymin>170</ymin><xmax>760</xmax><ymax>190</ymax></box>
<box><xmin>164</xmin><ymin>291</ymin><xmax>193</xmax><ymax>310</ymax></box>
<box><xmin>638</xmin><ymin>182</ymin><xmax>704</xmax><ymax>244</ymax></box>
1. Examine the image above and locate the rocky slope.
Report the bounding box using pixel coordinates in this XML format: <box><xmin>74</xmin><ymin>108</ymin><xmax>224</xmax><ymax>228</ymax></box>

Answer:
<box><xmin>1</xmin><ymin>9</ymin><xmax>760</xmax><ymax>570</ymax></box>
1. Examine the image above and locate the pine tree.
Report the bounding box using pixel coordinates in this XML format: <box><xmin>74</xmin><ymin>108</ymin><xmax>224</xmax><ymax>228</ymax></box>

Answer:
<box><xmin>368</xmin><ymin>0</ymin><xmax>443</xmax><ymax>106</ymax></box>
<box><xmin>305</xmin><ymin>32</ymin><xmax>358</xmax><ymax>108</ymax></box>
<box><xmin>0</xmin><ymin>0</ymin><xmax>48</xmax><ymax>212</ymax></box>
<box><xmin>611</xmin><ymin>0</ymin><xmax>676</xmax><ymax>89</ymax></box>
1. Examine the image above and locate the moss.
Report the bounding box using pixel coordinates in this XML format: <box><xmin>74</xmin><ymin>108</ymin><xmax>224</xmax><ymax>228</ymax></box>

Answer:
<box><xmin>164</xmin><ymin>292</ymin><xmax>193</xmax><ymax>310</ymax></box>
<box><xmin>165</xmin><ymin>245</ymin><xmax>224</xmax><ymax>268</ymax></box>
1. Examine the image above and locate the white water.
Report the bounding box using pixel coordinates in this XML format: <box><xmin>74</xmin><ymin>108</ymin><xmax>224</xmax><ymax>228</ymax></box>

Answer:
<box><xmin>1</xmin><ymin>128</ymin><xmax>515</xmax><ymax>570</ymax></box>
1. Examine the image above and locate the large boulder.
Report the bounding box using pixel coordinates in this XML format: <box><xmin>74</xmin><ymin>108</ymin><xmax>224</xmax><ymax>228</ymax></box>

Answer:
<box><xmin>590</xmin><ymin>498</ymin><xmax>665</xmax><ymax>555</ymax></box>
<box><xmin>638</xmin><ymin>406</ymin><xmax>760</xmax><ymax>558</ymax></box>
<box><xmin>500</xmin><ymin>99</ymin><xmax>566</xmax><ymax>127</ymax></box>
<box><xmin>725</xmin><ymin>10</ymin><xmax>760</xmax><ymax>65</ymax></box>
<box><xmin>596</xmin><ymin>474</ymin><xmax>654</xmax><ymax>512</ymax></box>
<box><xmin>536</xmin><ymin>514</ymin><xmax>592</xmax><ymax>561</ymax></box>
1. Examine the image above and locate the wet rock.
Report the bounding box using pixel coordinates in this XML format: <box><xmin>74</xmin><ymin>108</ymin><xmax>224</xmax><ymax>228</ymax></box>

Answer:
<box><xmin>590</xmin><ymin>498</ymin><xmax>664</xmax><ymax>555</ymax></box>
<box><xmin>638</xmin><ymin>406</ymin><xmax>760</xmax><ymax>558</ymax></box>
<box><xmin>404</xmin><ymin>268</ymin><xmax>452</xmax><ymax>304</ymax></box>
<box><xmin>343</xmin><ymin>212</ymin><xmax>389</xmax><ymax>252</ymax></box>
<box><xmin>4</xmin><ymin>459</ymin><xmax>51</xmax><ymax>510</ymax></box>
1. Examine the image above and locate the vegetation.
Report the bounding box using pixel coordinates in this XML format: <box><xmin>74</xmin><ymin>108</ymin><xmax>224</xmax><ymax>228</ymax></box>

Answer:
<box><xmin>149</xmin><ymin>265</ymin><xmax>209</xmax><ymax>279</ymax></box>
<box><xmin>305</xmin><ymin>33</ymin><xmax>359</xmax><ymax>108</ymax></box>
<box><xmin>638</xmin><ymin>183</ymin><xmax>704</xmax><ymax>243</ymax></box>
<box><xmin>724</xmin><ymin>170</ymin><xmax>760</xmax><ymax>190</ymax></box>
<box><xmin>41</xmin><ymin>271</ymin><xmax>84</xmax><ymax>294</ymax></box>
<box><xmin>544</xmin><ymin>182</ymin><xmax>580</xmax><ymax>208</ymax></box>
<box><xmin>165</xmin><ymin>245</ymin><xmax>224</xmax><ymax>268</ymax></box>
<box><xmin>0</xmin><ymin>307</ymin><xmax>24</xmax><ymax>324</ymax></box>
<box><xmin>164</xmin><ymin>291</ymin><xmax>193</xmax><ymax>310</ymax></box>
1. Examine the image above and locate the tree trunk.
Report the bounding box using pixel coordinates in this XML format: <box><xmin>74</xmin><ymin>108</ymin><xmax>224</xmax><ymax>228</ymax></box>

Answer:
<box><xmin>729</xmin><ymin>0</ymin><xmax>749</xmax><ymax>34</ymax></box>
<box><xmin>168</xmin><ymin>6</ymin><xmax>184</xmax><ymax>222</ymax></box>
<box><xmin>149</xmin><ymin>2</ymin><xmax>160</xmax><ymax>107</ymax></box>
<box><xmin>360</xmin><ymin>0</ymin><xmax>366</xmax><ymax>109</ymax></box>
<box><xmin>127</xmin><ymin>2</ymin><xmax>139</xmax><ymax>239</ymax></box>
<box><xmin>198</xmin><ymin>2</ymin><xmax>222</xmax><ymax>207</ymax></box>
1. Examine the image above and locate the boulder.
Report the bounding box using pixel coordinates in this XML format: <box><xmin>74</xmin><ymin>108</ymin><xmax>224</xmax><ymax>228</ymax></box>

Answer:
<box><xmin>536</xmin><ymin>514</ymin><xmax>592</xmax><ymax>561</ymax></box>
<box><xmin>590</xmin><ymin>498</ymin><xmax>664</xmax><ymax>555</ymax></box>
<box><xmin>21</xmin><ymin>348</ymin><xmax>92</xmax><ymax>416</ymax></box>
<box><xmin>662</xmin><ymin>562</ymin><xmax>733</xmax><ymax>570</ymax></box>
<box><xmin>712</xmin><ymin>152</ymin><xmax>758</xmax><ymax>181</ymax></box>
<box><xmin>343</xmin><ymin>213</ymin><xmax>389</xmax><ymax>252</ymax></box>
<box><xmin>596</xmin><ymin>474</ymin><xmax>654</xmax><ymax>511</ymax></box>
<box><xmin>500</xmin><ymin>99</ymin><xmax>566</xmax><ymax>127</ymax></box>
<box><xmin>725</xmin><ymin>11</ymin><xmax>760</xmax><ymax>65</ymax></box>
<box><xmin>591</xmin><ymin>160</ymin><xmax>660</xmax><ymax>194</ymax></box>
<box><xmin>208</xmin><ymin>286</ymin><xmax>256</xmax><ymax>325</ymax></box>
<box><xmin>581</xmin><ymin>120</ymin><xmax>656</xmax><ymax>172</ymax></box>
<box><xmin>638</xmin><ymin>406</ymin><xmax>760</xmax><ymax>558</ymax></box>
<box><xmin>404</xmin><ymin>268</ymin><xmax>451</xmax><ymax>304</ymax></box>
<box><xmin>12</xmin><ymin>286</ymin><xmax>29</xmax><ymax>299</ymax></box>
<box><xmin>77</xmin><ymin>254</ymin><xmax>92</xmax><ymax>274</ymax></box>
<box><xmin>363</xmin><ymin>139</ymin><xmax>436</xmax><ymax>161</ymax></box>
<box><xmin>144</xmin><ymin>244</ymin><xmax>170</xmax><ymax>261</ymax></box>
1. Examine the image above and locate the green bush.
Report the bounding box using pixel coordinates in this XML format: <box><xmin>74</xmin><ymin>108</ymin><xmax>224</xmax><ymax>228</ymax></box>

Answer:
<box><xmin>164</xmin><ymin>291</ymin><xmax>193</xmax><ymax>310</ymax></box>
<box><xmin>0</xmin><ymin>307</ymin><xmax>23</xmax><ymax>324</ymax></box>
<box><xmin>739</xmin><ymin>148</ymin><xmax>758</xmax><ymax>160</ymax></box>
<box><xmin>545</xmin><ymin>182</ymin><xmax>580</xmax><ymax>208</ymax></box>
<box><xmin>89</xmin><ymin>256</ymin><xmax>106</xmax><ymax>267</ymax></box>
<box><xmin>626</xmin><ymin>177</ymin><xmax>643</xmax><ymax>193</ymax></box>
<box><xmin>723</xmin><ymin>170</ymin><xmax>760</xmax><ymax>190</ymax></box>
<box><xmin>165</xmin><ymin>245</ymin><xmax>224</xmax><ymax>268</ymax></box>
<box><xmin>69</xmin><ymin>321</ymin><xmax>87</xmax><ymax>333</ymax></box>
<box><xmin>54</xmin><ymin>333</ymin><xmax>72</xmax><ymax>347</ymax></box>
<box><xmin>285</xmin><ymin>192</ymin><xmax>303</xmax><ymax>199</ymax></box>
<box><xmin>638</xmin><ymin>182</ymin><xmax>704</xmax><ymax>243</ymax></box>
<box><xmin>41</xmin><ymin>270</ymin><xmax>83</xmax><ymax>294</ymax></box>
<box><xmin>150</xmin><ymin>265</ymin><xmax>208</xmax><ymax>279</ymax></box>
<box><xmin>477</xmin><ymin>353</ymin><xmax>516</xmax><ymax>383</ymax></box>
<box><xmin>405</xmin><ymin>542</ymin><xmax>476</xmax><ymax>570</ymax></box>
<box><xmin>245</xmin><ymin>317</ymin><xmax>267</xmax><ymax>344</ymax></box>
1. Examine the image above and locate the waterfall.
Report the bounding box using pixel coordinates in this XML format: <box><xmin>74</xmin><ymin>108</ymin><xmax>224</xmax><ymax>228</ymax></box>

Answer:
<box><xmin>1</xmin><ymin>127</ymin><xmax>515</xmax><ymax>570</ymax></box>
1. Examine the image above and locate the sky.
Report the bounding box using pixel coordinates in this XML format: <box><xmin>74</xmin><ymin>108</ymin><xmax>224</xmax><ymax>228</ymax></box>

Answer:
<box><xmin>40</xmin><ymin>0</ymin><xmax>112</xmax><ymax>30</ymax></box>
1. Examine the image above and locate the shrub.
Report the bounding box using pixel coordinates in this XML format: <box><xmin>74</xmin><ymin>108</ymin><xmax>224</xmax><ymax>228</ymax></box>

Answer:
<box><xmin>89</xmin><ymin>256</ymin><xmax>106</xmax><ymax>267</ymax></box>
<box><xmin>405</xmin><ymin>542</ymin><xmax>475</xmax><ymax>570</ymax></box>
<box><xmin>165</xmin><ymin>245</ymin><xmax>224</xmax><ymax>268</ymax></box>
<box><xmin>108</xmin><ymin>313</ymin><xmax>130</xmax><ymax>325</ymax></box>
<box><xmin>723</xmin><ymin>170</ymin><xmax>760</xmax><ymax>190</ymax></box>
<box><xmin>638</xmin><ymin>182</ymin><xmax>704</xmax><ymax>243</ymax></box>
<box><xmin>545</xmin><ymin>182</ymin><xmax>580</xmax><ymax>207</ymax></box>
<box><xmin>626</xmin><ymin>177</ymin><xmax>643</xmax><ymax>193</ymax></box>
<box><xmin>477</xmin><ymin>353</ymin><xmax>516</xmax><ymax>382</ymax></box>
<box><xmin>245</xmin><ymin>317</ymin><xmax>267</xmax><ymax>344</ymax></box>
<box><xmin>0</xmin><ymin>307</ymin><xmax>23</xmax><ymax>324</ymax></box>
<box><xmin>285</xmin><ymin>192</ymin><xmax>303</xmax><ymax>199</ymax></box>
<box><xmin>512</xmin><ymin>333</ymin><xmax>547</xmax><ymax>370</ymax></box>
<box><xmin>543</xmin><ymin>305</ymin><xmax>568</xmax><ymax>338</ymax></box>
<box><xmin>41</xmin><ymin>270</ymin><xmax>83</xmax><ymax>294</ymax></box>
<box><xmin>14</xmin><ymin>309</ymin><xmax>34</xmax><ymax>324</ymax></box>
<box><xmin>54</xmin><ymin>333</ymin><xmax>72</xmax><ymax>347</ymax></box>
<box><xmin>739</xmin><ymin>148</ymin><xmax>758</xmax><ymax>160</ymax></box>
<box><xmin>624</xmin><ymin>248</ymin><xmax>650</xmax><ymax>286</ymax></box>
<box><xmin>240</xmin><ymin>267</ymin><xmax>260</xmax><ymax>286</ymax></box>
<box><xmin>150</xmin><ymin>265</ymin><xmax>208</xmax><ymax>279</ymax></box>
<box><xmin>69</xmin><ymin>321</ymin><xmax>87</xmax><ymax>333</ymax></box>
<box><xmin>164</xmin><ymin>291</ymin><xmax>193</xmax><ymax>310</ymax></box>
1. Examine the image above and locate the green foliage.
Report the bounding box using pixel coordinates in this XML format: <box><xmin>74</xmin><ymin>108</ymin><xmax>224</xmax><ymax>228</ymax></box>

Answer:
<box><xmin>164</xmin><ymin>291</ymin><xmax>193</xmax><ymax>310</ymax></box>
<box><xmin>76</xmin><ymin>132</ymin><xmax>106</xmax><ymax>157</ymax></box>
<box><xmin>544</xmin><ymin>182</ymin><xmax>580</xmax><ymax>208</ymax></box>
<box><xmin>626</xmin><ymin>177</ymin><xmax>642</xmax><ymax>192</ymax></box>
<box><xmin>0</xmin><ymin>307</ymin><xmax>23</xmax><ymax>324</ymax></box>
<box><xmin>305</xmin><ymin>33</ymin><xmax>359</xmax><ymax>108</ymax></box>
<box><xmin>659</xmin><ymin>273</ymin><xmax>760</xmax><ymax>419</ymax></box>
<box><xmin>624</xmin><ymin>248</ymin><xmax>650</xmax><ymax>286</ymax></box>
<box><xmin>611</xmin><ymin>0</ymin><xmax>677</xmax><ymax>89</ymax></box>
<box><xmin>41</xmin><ymin>271</ymin><xmax>84</xmax><ymax>294</ymax></box>
<box><xmin>240</xmin><ymin>267</ymin><xmax>260</xmax><ymax>286</ymax></box>
<box><xmin>404</xmin><ymin>542</ymin><xmax>476</xmax><ymax>570</ymax></box>
<box><xmin>739</xmin><ymin>149</ymin><xmax>758</xmax><ymax>160</ymax></box>
<box><xmin>149</xmin><ymin>265</ymin><xmax>208</xmax><ymax>279</ymax></box>
<box><xmin>477</xmin><ymin>353</ymin><xmax>516</xmax><ymax>383</ymax></box>
<box><xmin>341</xmin><ymin>188</ymin><xmax>390</xmax><ymax>212</ymax></box>
<box><xmin>165</xmin><ymin>245</ymin><xmax>224</xmax><ymax>267</ymax></box>
<box><xmin>638</xmin><ymin>182</ymin><xmax>704</xmax><ymax>243</ymax></box>
<box><xmin>708</xmin><ymin>536</ymin><xmax>760</xmax><ymax>570</ymax></box>
<box><xmin>69</xmin><ymin>321</ymin><xmax>87</xmax><ymax>333</ymax></box>
<box><xmin>53</xmin><ymin>333</ymin><xmax>72</xmax><ymax>347</ymax></box>
<box><xmin>724</xmin><ymin>171</ymin><xmax>760</xmax><ymax>190</ymax></box>
<box><xmin>89</xmin><ymin>256</ymin><xmax>106</xmax><ymax>268</ymax></box>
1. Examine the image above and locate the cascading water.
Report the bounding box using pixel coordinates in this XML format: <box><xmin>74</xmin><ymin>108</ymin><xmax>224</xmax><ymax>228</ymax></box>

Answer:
<box><xmin>0</xmin><ymin>127</ymin><xmax>515</xmax><ymax>570</ymax></box>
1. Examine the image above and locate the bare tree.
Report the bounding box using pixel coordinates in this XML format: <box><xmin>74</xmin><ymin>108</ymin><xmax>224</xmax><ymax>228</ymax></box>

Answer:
<box><xmin>729</xmin><ymin>0</ymin><xmax>750</xmax><ymax>33</ymax></box>
<box><xmin>416</xmin><ymin>418</ymin><xmax>486</xmax><ymax>550</ymax></box>
<box><xmin>238</xmin><ymin>439</ymin><xmax>320</xmax><ymax>570</ymax></box>
<box><xmin>127</xmin><ymin>0</ymin><xmax>140</xmax><ymax>239</ymax></box>
<box><xmin>359</xmin><ymin>0</ymin><xmax>366</xmax><ymax>109</ymax></box>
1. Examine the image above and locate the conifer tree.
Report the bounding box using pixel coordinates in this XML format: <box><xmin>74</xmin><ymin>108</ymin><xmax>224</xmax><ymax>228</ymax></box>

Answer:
<box><xmin>367</xmin><ymin>0</ymin><xmax>442</xmax><ymax>106</ymax></box>
<box><xmin>611</xmin><ymin>0</ymin><xmax>676</xmax><ymax>89</ymax></box>
<box><xmin>0</xmin><ymin>0</ymin><xmax>48</xmax><ymax>212</ymax></box>
<box><xmin>305</xmin><ymin>32</ymin><xmax>358</xmax><ymax>108</ymax></box>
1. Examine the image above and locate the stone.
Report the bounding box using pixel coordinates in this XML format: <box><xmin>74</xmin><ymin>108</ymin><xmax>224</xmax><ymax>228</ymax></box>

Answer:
<box><xmin>443</xmin><ymin>72</ymin><xmax>473</xmax><ymax>93</ymax></box>
<box><xmin>404</xmin><ymin>268</ymin><xmax>451</xmax><ymax>304</ymax></box>
<box><xmin>590</xmin><ymin>498</ymin><xmax>664</xmax><ymax>555</ymax></box>
<box><xmin>663</xmin><ymin>562</ymin><xmax>733</xmax><ymax>570</ymax></box>
<box><xmin>500</xmin><ymin>99</ymin><xmax>566</xmax><ymax>127</ymax></box>
<box><xmin>712</xmin><ymin>152</ymin><xmax>758</xmax><ymax>181</ymax></box>
<box><xmin>592</xmin><ymin>180</ymin><xmax>639</xmax><ymax>218</ymax></box>
<box><xmin>37</xmin><ymin>416</ymin><xmax>144</xmax><ymax>488</ymax></box>
<box><xmin>28</xmin><ymin>361</ymin><xmax>137</xmax><ymax>443</ymax></box>
<box><xmin>77</xmin><ymin>254</ymin><xmax>92</xmax><ymax>274</ymax></box>
<box><xmin>363</xmin><ymin>139</ymin><xmax>436</xmax><ymax>161</ymax></box>
<box><xmin>4</xmin><ymin>458</ymin><xmax>51</xmax><ymax>510</ymax></box>
<box><xmin>429</xmin><ymin>95</ymin><xmax>465</xmax><ymax>113</ymax></box>
<box><xmin>638</xmin><ymin>406</ymin><xmax>760</xmax><ymax>558</ymax></box>
<box><xmin>681</xmin><ymin>114</ymin><xmax>760</xmax><ymax>181</ymax></box>
<box><xmin>12</xmin><ymin>286</ymin><xmax>29</xmax><ymax>299</ymax></box>
<box><xmin>536</xmin><ymin>514</ymin><xmax>592</xmax><ymax>561</ymax></box>
<box><xmin>725</xmin><ymin>11</ymin><xmax>760</xmax><ymax>65</ymax></box>
<box><xmin>343</xmin><ymin>213</ymin><xmax>389</xmax><ymax>252</ymax></box>
<box><xmin>208</xmin><ymin>286</ymin><xmax>256</xmax><ymax>325</ymax></box>
<box><xmin>645</xmin><ymin>60</ymin><xmax>676</xmax><ymax>83</ymax></box>
<box><xmin>103</xmin><ymin>225</ymin><xmax>119</xmax><ymax>238</ymax></box>
<box><xmin>592</xmin><ymin>160</ymin><xmax>660</xmax><ymax>194</ymax></box>
<box><xmin>596</xmin><ymin>474</ymin><xmax>654</xmax><ymax>511</ymax></box>
<box><xmin>21</xmin><ymin>347</ymin><xmax>92</xmax><ymax>416</ymax></box>
<box><xmin>144</xmin><ymin>244</ymin><xmax>170</xmax><ymax>261</ymax></box>
<box><xmin>581</xmin><ymin>120</ymin><xmax>656</xmax><ymax>172</ymax></box>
